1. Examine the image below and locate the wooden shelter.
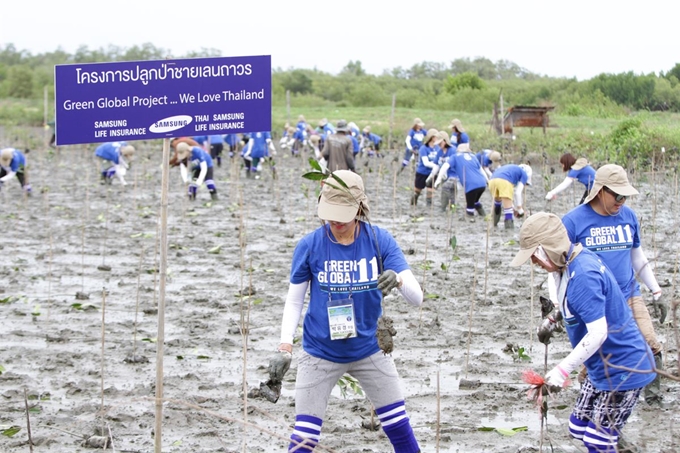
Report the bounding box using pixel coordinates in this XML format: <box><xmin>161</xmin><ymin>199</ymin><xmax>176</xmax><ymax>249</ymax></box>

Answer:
<box><xmin>501</xmin><ymin>105</ymin><xmax>555</xmax><ymax>134</ymax></box>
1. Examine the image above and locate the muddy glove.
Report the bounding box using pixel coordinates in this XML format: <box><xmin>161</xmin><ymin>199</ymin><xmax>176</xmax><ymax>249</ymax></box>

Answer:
<box><xmin>652</xmin><ymin>292</ymin><xmax>667</xmax><ymax>324</ymax></box>
<box><xmin>268</xmin><ymin>351</ymin><xmax>292</xmax><ymax>383</ymax></box>
<box><xmin>545</xmin><ymin>365</ymin><xmax>569</xmax><ymax>392</ymax></box>
<box><xmin>377</xmin><ymin>270</ymin><xmax>401</xmax><ymax>296</ymax></box>
<box><xmin>537</xmin><ymin>310</ymin><xmax>563</xmax><ymax>345</ymax></box>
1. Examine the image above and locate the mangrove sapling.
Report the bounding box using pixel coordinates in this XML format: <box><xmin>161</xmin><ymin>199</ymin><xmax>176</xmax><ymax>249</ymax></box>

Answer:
<box><xmin>23</xmin><ymin>388</ymin><xmax>34</xmax><ymax>453</ymax></box>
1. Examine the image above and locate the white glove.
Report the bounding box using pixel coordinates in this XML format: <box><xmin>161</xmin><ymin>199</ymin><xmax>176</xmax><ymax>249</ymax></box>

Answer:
<box><xmin>545</xmin><ymin>192</ymin><xmax>555</xmax><ymax>201</ymax></box>
<box><xmin>545</xmin><ymin>365</ymin><xmax>568</xmax><ymax>389</ymax></box>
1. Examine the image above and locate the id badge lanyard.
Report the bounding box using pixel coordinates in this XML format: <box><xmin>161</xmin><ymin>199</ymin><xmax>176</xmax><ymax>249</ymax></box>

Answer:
<box><xmin>326</xmin><ymin>225</ymin><xmax>358</xmax><ymax>340</ymax></box>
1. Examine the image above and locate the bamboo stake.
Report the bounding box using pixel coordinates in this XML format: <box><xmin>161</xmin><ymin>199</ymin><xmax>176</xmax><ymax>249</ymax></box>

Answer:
<box><xmin>463</xmin><ymin>255</ymin><xmax>478</xmax><ymax>379</ymax></box>
<box><xmin>100</xmin><ymin>287</ymin><xmax>107</xmax><ymax>436</ymax></box>
<box><xmin>132</xmin><ymin>245</ymin><xmax>145</xmax><ymax>359</ymax></box>
<box><xmin>436</xmin><ymin>369</ymin><xmax>441</xmax><ymax>453</ymax></box>
<box><xmin>24</xmin><ymin>388</ymin><xmax>34</xmax><ymax>453</ymax></box>
<box><xmin>153</xmin><ymin>138</ymin><xmax>171</xmax><ymax>453</ymax></box>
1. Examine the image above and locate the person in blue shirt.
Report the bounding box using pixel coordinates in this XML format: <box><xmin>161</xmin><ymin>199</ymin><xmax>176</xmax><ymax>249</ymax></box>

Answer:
<box><xmin>175</xmin><ymin>142</ymin><xmax>217</xmax><ymax>200</ymax></box>
<box><xmin>429</xmin><ymin>131</ymin><xmax>458</xmax><ymax>211</ymax></box>
<box><xmin>435</xmin><ymin>143</ymin><xmax>488</xmax><ymax>221</ymax></box>
<box><xmin>449</xmin><ymin>118</ymin><xmax>470</xmax><ymax>146</ymax></box>
<box><xmin>412</xmin><ymin>128</ymin><xmax>440</xmax><ymax>207</ymax></box>
<box><xmin>268</xmin><ymin>170</ymin><xmax>423</xmax><ymax>453</ymax></box>
<box><xmin>561</xmin><ymin>164</ymin><xmax>666</xmax><ymax>405</ymax></box>
<box><xmin>511</xmin><ymin>212</ymin><xmax>655</xmax><ymax>453</ymax></box>
<box><xmin>476</xmin><ymin>149</ymin><xmax>502</xmax><ymax>178</ymax></box>
<box><xmin>207</xmin><ymin>135</ymin><xmax>225</xmax><ymax>167</ymax></box>
<box><xmin>489</xmin><ymin>163</ymin><xmax>532</xmax><ymax>229</ymax></box>
<box><xmin>400</xmin><ymin>118</ymin><xmax>426</xmax><ymax>172</ymax></box>
<box><xmin>222</xmin><ymin>134</ymin><xmax>240</xmax><ymax>158</ymax></box>
<box><xmin>0</xmin><ymin>148</ymin><xmax>32</xmax><ymax>195</ymax></box>
<box><xmin>241</xmin><ymin>131</ymin><xmax>276</xmax><ymax>179</ymax></box>
<box><xmin>546</xmin><ymin>153</ymin><xmax>597</xmax><ymax>204</ymax></box>
<box><xmin>94</xmin><ymin>141</ymin><xmax>135</xmax><ymax>186</ymax></box>
<box><xmin>360</xmin><ymin>126</ymin><xmax>382</xmax><ymax>158</ymax></box>
<box><xmin>318</xmin><ymin>118</ymin><xmax>336</xmax><ymax>137</ymax></box>
<box><xmin>279</xmin><ymin>126</ymin><xmax>297</xmax><ymax>155</ymax></box>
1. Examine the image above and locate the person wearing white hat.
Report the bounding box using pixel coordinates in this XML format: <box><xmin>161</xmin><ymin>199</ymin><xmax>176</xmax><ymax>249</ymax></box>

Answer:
<box><xmin>561</xmin><ymin>164</ymin><xmax>666</xmax><ymax>405</ymax></box>
<box><xmin>94</xmin><ymin>141</ymin><xmax>135</xmax><ymax>186</ymax></box>
<box><xmin>511</xmin><ymin>212</ymin><xmax>655</xmax><ymax>453</ymax></box>
<box><xmin>545</xmin><ymin>153</ymin><xmax>596</xmax><ymax>204</ymax></box>
<box><xmin>269</xmin><ymin>170</ymin><xmax>423</xmax><ymax>452</ymax></box>
<box><xmin>488</xmin><ymin>163</ymin><xmax>533</xmax><ymax>229</ymax></box>
<box><xmin>400</xmin><ymin>118</ymin><xmax>426</xmax><ymax>172</ymax></box>
<box><xmin>0</xmin><ymin>147</ymin><xmax>31</xmax><ymax>195</ymax></box>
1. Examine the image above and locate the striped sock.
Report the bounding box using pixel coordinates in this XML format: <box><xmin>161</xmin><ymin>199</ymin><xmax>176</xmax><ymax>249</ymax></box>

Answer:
<box><xmin>568</xmin><ymin>413</ymin><xmax>588</xmax><ymax>440</ymax></box>
<box><xmin>376</xmin><ymin>401</ymin><xmax>420</xmax><ymax>453</ymax></box>
<box><xmin>503</xmin><ymin>207</ymin><xmax>514</xmax><ymax>220</ymax></box>
<box><xmin>289</xmin><ymin>414</ymin><xmax>322</xmax><ymax>452</ymax></box>
<box><xmin>583</xmin><ymin>422</ymin><xmax>618</xmax><ymax>452</ymax></box>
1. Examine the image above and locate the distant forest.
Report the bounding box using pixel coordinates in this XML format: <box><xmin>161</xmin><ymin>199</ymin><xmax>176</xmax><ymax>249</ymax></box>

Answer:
<box><xmin>2</xmin><ymin>42</ymin><xmax>680</xmax><ymax>117</ymax></box>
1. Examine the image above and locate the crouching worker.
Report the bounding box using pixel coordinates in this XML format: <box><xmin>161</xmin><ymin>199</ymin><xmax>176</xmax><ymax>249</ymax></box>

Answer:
<box><xmin>175</xmin><ymin>142</ymin><xmax>217</xmax><ymax>201</ymax></box>
<box><xmin>95</xmin><ymin>141</ymin><xmax>135</xmax><ymax>186</ymax></box>
<box><xmin>269</xmin><ymin>170</ymin><xmax>423</xmax><ymax>452</ymax></box>
<box><xmin>511</xmin><ymin>212</ymin><xmax>656</xmax><ymax>453</ymax></box>
<box><xmin>0</xmin><ymin>148</ymin><xmax>31</xmax><ymax>195</ymax></box>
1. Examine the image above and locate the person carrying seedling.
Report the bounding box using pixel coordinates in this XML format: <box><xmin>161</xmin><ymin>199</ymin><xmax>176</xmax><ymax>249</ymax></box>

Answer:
<box><xmin>268</xmin><ymin>170</ymin><xmax>423</xmax><ymax>453</ymax></box>
<box><xmin>511</xmin><ymin>212</ymin><xmax>656</xmax><ymax>453</ymax></box>
<box><xmin>434</xmin><ymin>143</ymin><xmax>488</xmax><ymax>221</ymax></box>
<box><xmin>174</xmin><ymin>142</ymin><xmax>217</xmax><ymax>201</ymax></box>
<box><xmin>94</xmin><ymin>141</ymin><xmax>134</xmax><ymax>186</ymax></box>
<box><xmin>0</xmin><ymin>147</ymin><xmax>32</xmax><ymax>195</ymax></box>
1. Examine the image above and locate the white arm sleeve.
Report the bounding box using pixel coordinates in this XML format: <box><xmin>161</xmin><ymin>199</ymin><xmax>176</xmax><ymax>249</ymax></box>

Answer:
<box><xmin>0</xmin><ymin>170</ymin><xmax>16</xmax><ymax>182</ymax></box>
<box><xmin>557</xmin><ymin>316</ymin><xmax>607</xmax><ymax>374</ymax></box>
<box><xmin>179</xmin><ymin>164</ymin><xmax>188</xmax><ymax>183</ymax></box>
<box><xmin>405</xmin><ymin>135</ymin><xmax>412</xmax><ymax>151</ymax></box>
<box><xmin>483</xmin><ymin>167</ymin><xmax>493</xmax><ymax>179</ymax></box>
<box><xmin>195</xmin><ymin>161</ymin><xmax>208</xmax><ymax>186</ymax></box>
<box><xmin>421</xmin><ymin>156</ymin><xmax>436</xmax><ymax>169</ymax></box>
<box><xmin>514</xmin><ymin>181</ymin><xmax>525</xmax><ymax>207</ymax></box>
<box><xmin>479</xmin><ymin>167</ymin><xmax>490</xmax><ymax>183</ymax></box>
<box><xmin>631</xmin><ymin>246</ymin><xmax>661</xmax><ymax>293</ymax></box>
<box><xmin>397</xmin><ymin>269</ymin><xmax>423</xmax><ymax>307</ymax></box>
<box><xmin>436</xmin><ymin>162</ymin><xmax>450</xmax><ymax>186</ymax></box>
<box><xmin>549</xmin><ymin>177</ymin><xmax>574</xmax><ymax>196</ymax></box>
<box><xmin>279</xmin><ymin>281</ymin><xmax>309</xmax><ymax>345</ymax></box>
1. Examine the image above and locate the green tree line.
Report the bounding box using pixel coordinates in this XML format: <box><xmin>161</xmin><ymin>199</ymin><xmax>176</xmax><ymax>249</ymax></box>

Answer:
<box><xmin>2</xmin><ymin>42</ymin><xmax>680</xmax><ymax>116</ymax></box>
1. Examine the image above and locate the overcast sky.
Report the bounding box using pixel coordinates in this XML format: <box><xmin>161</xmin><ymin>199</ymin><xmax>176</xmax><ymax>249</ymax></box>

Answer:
<box><xmin>2</xmin><ymin>0</ymin><xmax>678</xmax><ymax>81</ymax></box>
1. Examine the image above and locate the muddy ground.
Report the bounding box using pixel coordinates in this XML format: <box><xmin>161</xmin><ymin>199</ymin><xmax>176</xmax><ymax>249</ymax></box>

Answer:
<box><xmin>0</xmin><ymin>129</ymin><xmax>678</xmax><ymax>453</ymax></box>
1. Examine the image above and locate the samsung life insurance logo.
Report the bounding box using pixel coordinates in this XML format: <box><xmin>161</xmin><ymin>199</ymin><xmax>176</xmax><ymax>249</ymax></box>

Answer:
<box><xmin>150</xmin><ymin>115</ymin><xmax>193</xmax><ymax>133</ymax></box>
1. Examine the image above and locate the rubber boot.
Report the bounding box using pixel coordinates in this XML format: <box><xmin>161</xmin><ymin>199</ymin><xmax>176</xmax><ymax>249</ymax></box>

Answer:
<box><xmin>217</xmin><ymin>156</ymin><xmax>222</xmax><ymax>167</ymax></box>
<box><xmin>493</xmin><ymin>204</ymin><xmax>501</xmax><ymax>226</ymax></box>
<box><xmin>466</xmin><ymin>211</ymin><xmax>476</xmax><ymax>223</ymax></box>
<box><xmin>475</xmin><ymin>204</ymin><xmax>486</xmax><ymax>217</ymax></box>
<box><xmin>410</xmin><ymin>192</ymin><xmax>420</xmax><ymax>206</ymax></box>
<box><xmin>440</xmin><ymin>190</ymin><xmax>450</xmax><ymax>212</ymax></box>
<box><xmin>426</xmin><ymin>196</ymin><xmax>432</xmax><ymax>207</ymax></box>
<box><xmin>617</xmin><ymin>435</ymin><xmax>642</xmax><ymax>453</ymax></box>
<box><xmin>504</xmin><ymin>218</ymin><xmax>514</xmax><ymax>229</ymax></box>
<box><xmin>644</xmin><ymin>352</ymin><xmax>663</xmax><ymax>405</ymax></box>
<box><xmin>210</xmin><ymin>191</ymin><xmax>218</xmax><ymax>201</ymax></box>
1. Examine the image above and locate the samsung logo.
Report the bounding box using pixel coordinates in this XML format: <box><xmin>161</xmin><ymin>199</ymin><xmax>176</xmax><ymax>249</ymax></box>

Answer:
<box><xmin>150</xmin><ymin>115</ymin><xmax>192</xmax><ymax>133</ymax></box>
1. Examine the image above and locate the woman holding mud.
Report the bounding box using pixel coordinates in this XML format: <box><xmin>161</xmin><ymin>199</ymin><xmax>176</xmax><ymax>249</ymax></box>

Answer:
<box><xmin>268</xmin><ymin>170</ymin><xmax>423</xmax><ymax>453</ymax></box>
<box><xmin>545</xmin><ymin>152</ymin><xmax>596</xmax><ymax>204</ymax></box>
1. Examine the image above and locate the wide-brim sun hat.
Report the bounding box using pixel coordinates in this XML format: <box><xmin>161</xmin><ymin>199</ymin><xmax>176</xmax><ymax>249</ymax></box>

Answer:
<box><xmin>0</xmin><ymin>148</ymin><xmax>13</xmax><ymax>166</ymax></box>
<box><xmin>450</xmin><ymin>118</ymin><xmax>465</xmax><ymax>132</ymax></box>
<box><xmin>413</xmin><ymin>117</ymin><xmax>425</xmax><ymax>127</ymax></box>
<box><xmin>422</xmin><ymin>128</ymin><xmax>440</xmax><ymax>145</ymax></box>
<box><xmin>510</xmin><ymin>212</ymin><xmax>570</xmax><ymax>267</ymax></box>
<box><xmin>489</xmin><ymin>151</ymin><xmax>502</xmax><ymax>163</ymax></box>
<box><xmin>176</xmin><ymin>142</ymin><xmax>191</xmax><ymax>159</ymax></box>
<box><xmin>121</xmin><ymin>145</ymin><xmax>135</xmax><ymax>158</ymax></box>
<box><xmin>518</xmin><ymin>164</ymin><xmax>533</xmax><ymax>185</ymax></box>
<box><xmin>437</xmin><ymin>131</ymin><xmax>452</xmax><ymax>147</ymax></box>
<box><xmin>571</xmin><ymin>157</ymin><xmax>589</xmax><ymax>170</ymax></box>
<box><xmin>318</xmin><ymin>170</ymin><xmax>370</xmax><ymax>223</ymax></box>
<box><xmin>336</xmin><ymin>119</ymin><xmax>349</xmax><ymax>133</ymax></box>
<box><xmin>363</xmin><ymin>126</ymin><xmax>371</xmax><ymax>133</ymax></box>
<box><xmin>583</xmin><ymin>164</ymin><xmax>639</xmax><ymax>205</ymax></box>
<box><xmin>456</xmin><ymin>143</ymin><xmax>470</xmax><ymax>153</ymax></box>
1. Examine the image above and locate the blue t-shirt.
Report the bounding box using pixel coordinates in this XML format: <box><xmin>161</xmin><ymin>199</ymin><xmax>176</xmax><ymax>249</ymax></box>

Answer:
<box><xmin>490</xmin><ymin>164</ymin><xmax>528</xmax><ymax>186</ymax></box>
<box><xmin>476</xmin><ymin>149</ymin><xmax>494</xmax><ymax>168</ymax></box>
<box><xmin>245</xmin><ymin>131</ymin><xmax>272</xmax><ymax>158</ymax></box>
<box><xmin>448</xmin><ymin>151</ymin><xmax>487</xmax><ymax>192</ymax></box>
<box><xmin>406</xmin><ymin>128</ymin><xmax>426</xmax><ymax>151</ymax></box>
<box><xmin>187</xmin><ymin>146</ymin><xmax>214</xmax><ymax>169</ymax></box>
<box><xmin>561</xmin><ymin>249</ymin><xmax>655</xmax><ymax>391</ymax></box>
<box><xmin>436</xmin><ymin>147</ymin><xmax>457</xmax><ymax>179</ymax></box>
<box><xmin>290</xmin><ymin>223</ymin><xmax>410</xmax><ymax>363</ymax></box>
<box><xmin>208</xmin><ymin>135</ymin><xmax>223</xmax><ymax>145</ymax></box>
<box><xmin>0</xmin><ymin>148</ymin><xmax>26</xmax><ymax>172</ymax></box>
<box><xmin>416</xmin><ymin>144</ymin><xmax>438</xmax><ymax>175</ymax></box>
<box><xmin>223</xmin><ymin>134</ymin><xmax>240</xmax><ymax>147</ymax></box>
<box><xmin>350</xmin><ymin>135</ymin><xmax>360</xmax><ymax>155</ymax></box>
<box><xmin>451</xmin><ymin>131</ymin><xmax>469</xmax><ymax>145</ymax></box>
<box><xmin>94</xmin><ymin>142</ymin><xmax>128</xmax><ymax>165</ymax></box>
<box><xmin>567</xmin><ymin>165</ymin><xmax>597</xmax><ymax>191</ymax></box>
<box><xmin>562</xmin><ymin>204</ymin><xmax>641</xmax><ymax>299</ymax></box>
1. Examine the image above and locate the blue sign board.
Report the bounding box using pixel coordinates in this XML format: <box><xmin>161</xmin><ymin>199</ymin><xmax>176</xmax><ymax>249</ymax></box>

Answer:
<box><xmin>54</xmin><ymin>55</ymin><xmax>271</xmax><ymax>145</ymax></box>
